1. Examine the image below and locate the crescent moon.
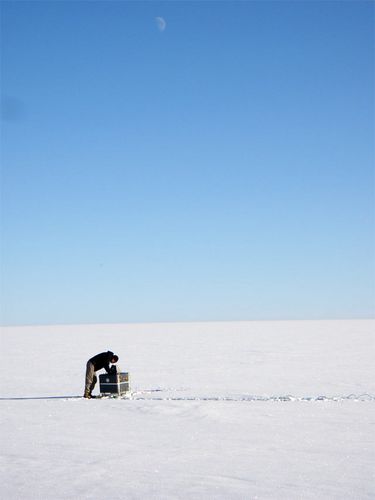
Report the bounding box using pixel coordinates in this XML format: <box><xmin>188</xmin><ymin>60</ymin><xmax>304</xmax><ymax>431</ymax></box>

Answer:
<box><xmin>155</xmin><ymin>16</ymin><xmax>166</xmax><ymax>32</ymax></box>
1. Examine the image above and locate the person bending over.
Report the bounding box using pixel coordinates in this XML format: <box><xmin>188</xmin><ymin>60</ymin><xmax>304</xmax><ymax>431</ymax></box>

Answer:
<box><xmin>84</xmin><ymin>350</ymin><xmax>119</xmax><ymax>398</ymax></box>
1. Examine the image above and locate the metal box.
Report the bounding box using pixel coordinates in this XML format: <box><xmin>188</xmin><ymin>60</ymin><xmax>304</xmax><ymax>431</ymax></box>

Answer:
<box><xmin>99</xmin><ymin>372</ymin><xmax>130</xmax><ymax>395</ymax></box>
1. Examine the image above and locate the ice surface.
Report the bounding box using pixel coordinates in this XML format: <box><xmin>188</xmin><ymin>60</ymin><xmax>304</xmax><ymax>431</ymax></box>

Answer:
<box><xmin>1</xmin><ymin>320</ymin><xmax>374</xmax><ymax>499</ymax></box>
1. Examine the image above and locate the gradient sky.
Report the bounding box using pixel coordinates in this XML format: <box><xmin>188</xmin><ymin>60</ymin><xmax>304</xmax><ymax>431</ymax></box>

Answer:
<box><xmin>1</xmin><ymin>0</ymin><xmax>374</xmax><ymax>325</ymax></box>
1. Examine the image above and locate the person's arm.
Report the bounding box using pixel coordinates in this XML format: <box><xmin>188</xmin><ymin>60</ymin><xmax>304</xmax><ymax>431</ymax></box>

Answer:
<box><xmin>104</xmin><ymin>351</ymin><xmax>114</xmax><ymax>373</ymax></box>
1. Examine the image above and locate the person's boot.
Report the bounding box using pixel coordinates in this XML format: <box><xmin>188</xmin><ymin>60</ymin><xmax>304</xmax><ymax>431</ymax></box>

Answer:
<box><xmin>84</xmin><ymin>390</ymin><xmax>91</xmax><ymax>399</ymax></box>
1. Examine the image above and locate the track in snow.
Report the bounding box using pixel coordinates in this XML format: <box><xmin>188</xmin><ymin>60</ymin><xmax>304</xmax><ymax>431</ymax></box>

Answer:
<box><xmin>125</xmin><ymin>391</ymin><xmax>375</xmax><ymax>402</ymax></box>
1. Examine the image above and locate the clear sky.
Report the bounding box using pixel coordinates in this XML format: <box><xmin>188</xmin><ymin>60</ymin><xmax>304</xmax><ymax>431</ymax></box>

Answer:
<box><xmin>1</xmin><ymin>0</ymin><xmax>374</xmax><ymax>326</ymax></box>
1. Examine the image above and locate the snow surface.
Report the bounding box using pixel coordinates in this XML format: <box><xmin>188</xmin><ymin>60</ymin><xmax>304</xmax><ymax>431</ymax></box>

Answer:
<box><xmin>1</xmin><ymin>320</ymin><xmax>374</xmax><ymax>499</ymax></box>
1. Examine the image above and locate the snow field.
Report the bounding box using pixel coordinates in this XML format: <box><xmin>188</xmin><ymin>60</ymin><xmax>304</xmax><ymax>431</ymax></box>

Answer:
<box><xmin>1</xmin><ymin>320</ymin><xmax>374</xmax><ymax>499</ymax></box>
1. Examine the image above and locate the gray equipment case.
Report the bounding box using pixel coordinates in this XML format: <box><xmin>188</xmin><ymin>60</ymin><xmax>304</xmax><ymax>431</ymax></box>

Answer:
<box><xmin>99</xmin><ymin>372</ymin><xmax>130</xmax><ymax>395</ymax></box>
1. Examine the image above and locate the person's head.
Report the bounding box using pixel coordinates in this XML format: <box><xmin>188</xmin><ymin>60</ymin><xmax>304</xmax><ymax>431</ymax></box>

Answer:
<box><xmin>112</xmin><ymin>355</ymin><xmax>119</xmax><ymax>364</ymax></box>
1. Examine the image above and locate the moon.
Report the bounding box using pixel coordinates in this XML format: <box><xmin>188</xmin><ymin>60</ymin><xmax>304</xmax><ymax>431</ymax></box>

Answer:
<box><xmin>155</xmin><ymin>16</ymin><xmax>166</xmax><ymax>32</ymax></box>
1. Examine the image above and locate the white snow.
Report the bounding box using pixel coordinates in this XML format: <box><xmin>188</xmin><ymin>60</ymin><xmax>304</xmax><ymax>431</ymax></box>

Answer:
<box><xmin>1</xmin><ymin>320</ymin><xmax>374</xmax><ymax>499</ymax></box>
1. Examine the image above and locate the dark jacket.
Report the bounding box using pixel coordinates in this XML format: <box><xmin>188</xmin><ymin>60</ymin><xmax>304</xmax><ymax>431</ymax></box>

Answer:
<box><xmin>88</xmin><ymin>351</ymin><xmax>114</xmax><ymax>373</ymax></box>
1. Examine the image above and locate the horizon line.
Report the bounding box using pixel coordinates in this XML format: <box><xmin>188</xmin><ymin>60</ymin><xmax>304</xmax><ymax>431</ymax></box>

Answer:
<box><xmin>1</xmin><ymin>316</ymin><xmax>374</xmax><ymax>328</ymax></box>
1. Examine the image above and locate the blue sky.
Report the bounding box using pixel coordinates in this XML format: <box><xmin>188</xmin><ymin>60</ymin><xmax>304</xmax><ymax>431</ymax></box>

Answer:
<box><xmin>1</xmin><ymin>0</ymin><xmax>374</xmax><ymax>325</ymax></box>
